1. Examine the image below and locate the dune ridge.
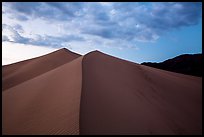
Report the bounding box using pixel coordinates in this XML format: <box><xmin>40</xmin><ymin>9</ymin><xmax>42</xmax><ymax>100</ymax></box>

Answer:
<box><xmin>80</xmin><ymin>51</ymin><xmax>202</xmax><ymax>135</ymax></box>
<box><xmin>3</xmin><ymin>55</ymin><xmax>83</xmax><ymax>135</ymax></box>
<box><xmin>2</xmin><ymin>48</ymin><xmax>80</xmax><ymax>91</ymax></box>
<box><xmin>2</xmin><ymin>49</ymin><xmax>202</xmax><ymax>135</ymax></box>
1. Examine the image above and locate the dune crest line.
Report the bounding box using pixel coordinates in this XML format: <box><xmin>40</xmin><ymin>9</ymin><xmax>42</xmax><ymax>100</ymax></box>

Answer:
<box><xmin>79</xmin><ymin>51</ymin><xmax>202</xmax><ymax>135</ymax></box>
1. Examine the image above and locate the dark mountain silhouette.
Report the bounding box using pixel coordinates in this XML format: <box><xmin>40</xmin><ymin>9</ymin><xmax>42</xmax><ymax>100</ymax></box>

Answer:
<box><xmin>141</xmin><ymin>54</ymin><xmax>202</xmax><ymax>77</ymax></box>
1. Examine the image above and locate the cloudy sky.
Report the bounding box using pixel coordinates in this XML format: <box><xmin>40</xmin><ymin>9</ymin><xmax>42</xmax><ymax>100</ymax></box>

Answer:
<box><xmin>2</xmin><ymin>2</ymin><xmax>202</xmax><ymax>65</ymax></box>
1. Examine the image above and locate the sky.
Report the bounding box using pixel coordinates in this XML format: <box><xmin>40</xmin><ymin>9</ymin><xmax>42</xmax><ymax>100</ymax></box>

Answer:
<box><xmin>2</xmin><ymin>2</ymin><xmax>202</xmax><ymax>65</ymax></box>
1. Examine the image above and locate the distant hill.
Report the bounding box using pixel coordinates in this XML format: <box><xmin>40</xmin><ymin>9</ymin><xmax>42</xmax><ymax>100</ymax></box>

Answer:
<box><xmin>141</xmin><ymin>54</ymin><xmax>202</xmax><ymax>77</ymax></box>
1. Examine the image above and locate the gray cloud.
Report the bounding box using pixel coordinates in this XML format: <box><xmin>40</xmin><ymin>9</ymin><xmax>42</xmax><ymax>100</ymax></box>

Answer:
<box><xmin>2</xmin><ymin>24</ymin><xmax>30</xmax><ymax>43</ymax></box>
<box><xmin>13</xmin><ymin>24</ymin><xmax>24</xmax><ymax>33</ymax></box>
<box><xmin>2</xmin><ymin>2</ymin><xmax>202</xmax><ymax>44</ymax></box>
<box><xmin>4</xmin><ymin>2</ymin><xmax>84</xmax><ymax>21</ymax></box>
<box><xmin>148</xmin><ymin>2</ymin><xmax>202</xmax><ymax>30</ymax></box>
<box><xmin>2</xmin><ymin>24</ymin><xmax>85</xmax><ymax>48</ymax></box>
<box><xmin>82</xmin><ymin>2</ymin><xmax>201</xmax><ymax>42</ymax></box>
<box><xmin>31</xmin><ymin>34</ymin><xmax>85</xmax><ymax>48</ymax></box>
<box><xmin>2</xmin><ymin>35</ymin><xmax>9</xmax><ymax>42</ymax></box>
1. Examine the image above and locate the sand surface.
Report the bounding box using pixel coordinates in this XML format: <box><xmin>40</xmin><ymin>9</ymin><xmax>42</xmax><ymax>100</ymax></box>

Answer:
<box><xmin>3</xmin><ymin>56</ymin><xmax>83</xmax><ymax>135</ymax></box>
<box><xmin>2</xmin><ymin>48</ymin><xmax>80</xmax><ymax>91</ymax></box>
<box><xmin>2</xmin><ymin>49</ymin><xmax>202</xmax><ymax>135</ymax></box>
<box><xmin>80</xmin><ymin>51</ymin><xmax>202</xmax><ymax>135</ymax></box>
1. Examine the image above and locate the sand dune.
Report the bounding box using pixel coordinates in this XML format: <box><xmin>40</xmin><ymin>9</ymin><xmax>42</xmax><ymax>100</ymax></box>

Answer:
<box><xmin>80</xmin><ymin>51</ymin><xmax>202</xmax><ymax>135</ymax></box>
<box><xmin>2</xmin><ymin>49</ymin><xmax>202</xmax><ymax>135</ymax></box>
<box><xmin>3</xmin><ymin>56</ymin><xmax>82</xmax><ymax>135</ymax></box>
<box><xmin>2</xmin><ymin>48</ymin><xmax>80</xmax><ymax>91</ymax></box>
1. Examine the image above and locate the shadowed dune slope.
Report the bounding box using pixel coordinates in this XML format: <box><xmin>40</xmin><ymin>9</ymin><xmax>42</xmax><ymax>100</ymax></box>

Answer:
<box><xmin>80</xmin><ymin>51</ymin><xmax>202</xmax><ymax>135</ymax></box>
<box><xmin>2</xmin><ymin>48</ymin><xmax>80</xmax><ymax>91</ymax></box>
<box><xmin>3</xmin><ymin>56</ymin><xmax>83</xmax><ymax>135</ymax></box>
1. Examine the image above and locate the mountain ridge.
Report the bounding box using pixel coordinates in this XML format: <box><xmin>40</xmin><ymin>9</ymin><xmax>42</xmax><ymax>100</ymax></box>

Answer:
<box><xmin>141</xmin><ymin>53</ymin><xmax>202</xmax><ymax>77</ymax></box>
